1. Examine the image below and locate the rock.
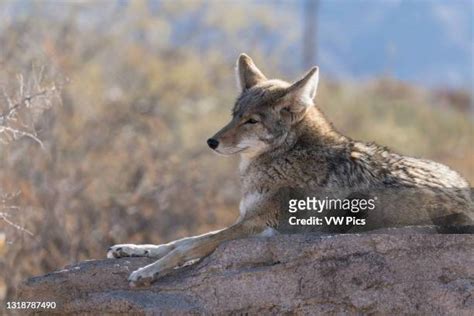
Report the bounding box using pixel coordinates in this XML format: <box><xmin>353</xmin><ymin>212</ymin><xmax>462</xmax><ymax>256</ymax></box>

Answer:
<box><xmin>18</xmin><ymin>230</ymin><xmax>474</xmax><ymax>314</ymax></box>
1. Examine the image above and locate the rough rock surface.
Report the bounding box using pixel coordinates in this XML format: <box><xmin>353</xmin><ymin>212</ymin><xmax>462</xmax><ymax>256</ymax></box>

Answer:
<box><xmin>18</xmin><ymin>231</ymin><xmax>474</xmax><ymax>315</ymax></box>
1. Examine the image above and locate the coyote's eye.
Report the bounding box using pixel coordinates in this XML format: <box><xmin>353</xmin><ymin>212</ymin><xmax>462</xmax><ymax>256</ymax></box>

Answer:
<box><xmin>244</xmin><ymin>118</ymin><xmax>259</xmax><ymax>124</ymax></box>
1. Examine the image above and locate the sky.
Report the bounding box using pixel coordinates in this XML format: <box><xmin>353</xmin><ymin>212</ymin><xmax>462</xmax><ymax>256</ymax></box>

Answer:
<box><xmin>314</xmin><ymin>0</ymin><xmax>473</xmax><ymax>89</ymax></box>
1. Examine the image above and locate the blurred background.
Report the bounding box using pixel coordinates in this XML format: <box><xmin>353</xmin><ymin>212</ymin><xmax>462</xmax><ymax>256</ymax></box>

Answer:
<box><xmin>0</xmin><ymin>0</ymin><xmax>472</xmax><ymax>303</ymax></box>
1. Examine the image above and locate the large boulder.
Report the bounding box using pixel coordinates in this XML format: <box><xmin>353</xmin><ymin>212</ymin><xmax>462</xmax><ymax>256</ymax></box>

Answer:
<box><xmin>18</xmin><ymin>230</ymin><xmax>474</xmax><ymax>314</ymax></box>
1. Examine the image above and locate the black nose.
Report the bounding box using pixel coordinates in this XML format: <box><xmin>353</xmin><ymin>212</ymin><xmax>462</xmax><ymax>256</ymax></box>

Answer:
<box><xmin>207</xmin><ymin>138</ymin><xmax>219</xmax><ymax>149</ymax></box>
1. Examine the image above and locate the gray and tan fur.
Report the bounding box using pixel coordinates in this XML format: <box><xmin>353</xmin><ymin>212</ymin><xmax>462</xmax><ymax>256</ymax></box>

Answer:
<box><xmin>108</xmin><ymin>54</ymin><xmax>473</xmax><ymax>286</ymax></box>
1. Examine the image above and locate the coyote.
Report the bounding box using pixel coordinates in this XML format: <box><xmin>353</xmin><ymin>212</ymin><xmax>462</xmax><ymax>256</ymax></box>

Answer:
<box><xmin>108</xmin><ymin>54</ymin><xmax>473</xmax><ymax>286</ymax></box>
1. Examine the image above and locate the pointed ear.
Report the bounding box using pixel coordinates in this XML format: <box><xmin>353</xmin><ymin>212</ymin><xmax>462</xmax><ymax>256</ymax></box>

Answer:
<box><xmin>236</xmin><ymin>53</ymin><xmax>267</xmax><ymax>91</ymax></box>
<box><xmin>287</xmin><ymin>66</ymin><xmax>319</xmax><ymax>102</ymax></box>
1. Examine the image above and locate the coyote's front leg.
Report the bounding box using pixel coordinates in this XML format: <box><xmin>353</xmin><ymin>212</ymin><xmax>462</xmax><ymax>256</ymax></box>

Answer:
<box><xmin>125</xmin><ymin>220</ymin><xmax>263</xmax><ymax>287</ymax></box>
<box><xmin>107</xmin><ymin>243</ymin><xmax>175</xmax><ymax>259</ymax></box>
<box><xmin>107</xmin><ymin>228</ymin><xmax>226</xmax><ymax>260</ymax></box>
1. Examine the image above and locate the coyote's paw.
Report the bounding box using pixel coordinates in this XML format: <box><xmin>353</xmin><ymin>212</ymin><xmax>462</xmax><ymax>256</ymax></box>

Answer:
<box><xmin>128</xmin><ymin>266</ymin><xmax>160</xmax><ymax>287</ymax></box>
<box><xmin>107</xmin><ymin>244</ymin><xmax>151</xmax><ymax>259</ymax></box>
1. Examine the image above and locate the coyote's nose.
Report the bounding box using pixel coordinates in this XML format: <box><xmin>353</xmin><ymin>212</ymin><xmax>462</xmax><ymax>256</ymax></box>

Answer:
<box><xmin>207</xmin><ymin>138</ymin><xmax>219</xmax><ymax>149</ymax></box>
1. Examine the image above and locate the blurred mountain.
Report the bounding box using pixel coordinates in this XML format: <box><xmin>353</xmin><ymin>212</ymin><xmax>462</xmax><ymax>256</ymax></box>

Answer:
<box><xmin>316</xmin><ymin>0</ymin><xmax>473</xmax><ymax>88</ymax></box>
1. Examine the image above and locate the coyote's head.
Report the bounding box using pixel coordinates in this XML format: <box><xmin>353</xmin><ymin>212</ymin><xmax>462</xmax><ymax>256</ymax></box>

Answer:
<box><xmin>207</xmin><ymin>53</ymin><xmax>319</xmax><ymax>157</ymax></box>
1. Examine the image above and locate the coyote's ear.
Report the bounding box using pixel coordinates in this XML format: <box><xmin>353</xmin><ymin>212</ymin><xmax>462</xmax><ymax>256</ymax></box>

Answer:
<box><xmin>287</xmin><ymin>66</ymin><xmax>319</xmax><ymax>102</ymax></box>
<box><xmin>279</xmin><ymin>67</ymin><xmax>319</xmax><ymax>117</ymax></box>
<box><xmin>236</xmin><ymin>53</ymin><xmax>267</xmax><ymax>91</ymax></box>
